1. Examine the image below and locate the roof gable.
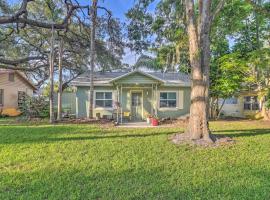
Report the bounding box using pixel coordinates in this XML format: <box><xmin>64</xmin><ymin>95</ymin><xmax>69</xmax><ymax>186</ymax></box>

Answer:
<box><xmin>0</xmin><ymin>69</ymin><xmax>36</xmax><ymax>90</ymax></box>
<box><xmin>109</xmin><ymin>71</ymin><xmax>164</xmax><ymax>84</ymax></box>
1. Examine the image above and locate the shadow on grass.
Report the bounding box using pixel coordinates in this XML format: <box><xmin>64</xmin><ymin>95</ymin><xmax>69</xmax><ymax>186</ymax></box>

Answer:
<box><xmin>0</xmin><ymin>125</ymin><xmax>176</xmax><ymax>144</ymax></box>
<box><xmin>213</xmin><ymin>128</ymin><xmax>270</xmax><ymax>138</ymax></box>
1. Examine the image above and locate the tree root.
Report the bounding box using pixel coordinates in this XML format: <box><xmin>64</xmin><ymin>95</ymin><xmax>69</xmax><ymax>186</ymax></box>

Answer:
<box><xmin>170</xmin><ymin>133</ymin><xmax>234</xmax><ymax>147</ymax></box>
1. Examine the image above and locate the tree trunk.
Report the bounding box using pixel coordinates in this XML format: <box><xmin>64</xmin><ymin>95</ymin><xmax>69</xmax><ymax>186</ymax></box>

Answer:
<box><xmin>216</xmin><ymin>99</ymin><xmax>225</xmax><ymax>120</ymax></box>
<box><xmin>57</xmin><ymin>38</ymin><xmax>64</xmax><ymax>121</ymax></box>
<box><xmin>184</xmin><ymin>0</ymin><xmax>212</xmax><ymax>142</ymax></box>
<box><xmin>261</xmin><ymin>96</ymin><xmax>270</xmax><ymax>120</ymax></box>
<box><xmin>49</xmin><ymin>25</ymin><xmax>55</xmax><ymax>123</ymax></box>
<box><xmin>88</xmin><ymin>0</ymin><xmax>98</xmax><ymax>119</ymax></box>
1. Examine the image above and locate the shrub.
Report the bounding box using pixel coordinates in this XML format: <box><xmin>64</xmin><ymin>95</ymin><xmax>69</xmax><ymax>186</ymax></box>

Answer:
<box><xmin>20</xmin><ymin>96</ymin><xmax>49</xmax><ymax>118</ymax></box>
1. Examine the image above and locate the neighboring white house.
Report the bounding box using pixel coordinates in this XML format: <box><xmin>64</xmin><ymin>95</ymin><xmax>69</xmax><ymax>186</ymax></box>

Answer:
<box><xmin>220</xmin><ymin>92</ymin><xmax>261</xmax><ymax>119</ymax></box>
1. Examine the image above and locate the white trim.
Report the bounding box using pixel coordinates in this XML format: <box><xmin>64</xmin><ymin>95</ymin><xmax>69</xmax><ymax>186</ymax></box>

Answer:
<box><xmin>158</xmin><ymin>90</ymin><xmax>179</xmax><ymax>110</ymax></box>
<box><xmin>130</xmin><ymin>90</ymin><xmax>144</xmax><ymax>120</ymax></box>
<box><xmin>94</xmin><ymin>90</ymin><xmax>114</xmax><ymax>110</ymax></box>
<box><xmin>109</xmin><ymin>70</ymin><xmax>165</xmax><ymax>83</ymax></box>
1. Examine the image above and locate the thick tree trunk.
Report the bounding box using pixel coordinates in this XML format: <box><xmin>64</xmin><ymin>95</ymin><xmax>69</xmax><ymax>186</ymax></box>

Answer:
<box><xmin>185</xmin><ymin>0</ymin><xmax>212</xmax><ymax>142</ymax></box>
<box><xmin>49</xmin><ymin>25</ymin><xmax>55</xmax><ymax>123</ymax></box>
<box><xmin>57</xmin><ymin>38</ymin><xmax>64</xmax><ymax>121</ymax></box>
<box><xmin>88</xmin><ymin>0</ymin><xmax>98</xmax><ymax>119</ymax></box>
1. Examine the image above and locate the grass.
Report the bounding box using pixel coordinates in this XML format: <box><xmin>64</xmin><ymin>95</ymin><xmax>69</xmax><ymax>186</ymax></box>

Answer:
<box><xmin>1</xmin><ymin>119</ymin><xmax>270</xmax><ymax>199</ymax></box>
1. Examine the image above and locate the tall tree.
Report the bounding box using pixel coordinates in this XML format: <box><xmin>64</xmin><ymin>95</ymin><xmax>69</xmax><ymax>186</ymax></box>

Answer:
<box><xmin>57</xmin><ymin>37</ymin><xmax>64</xmax><ymax>121</ymax></box>
<box><xmin>49</xmin><ymin>25</ymin><xmax>55</xmax><ymax>123</ymax></box>
<box><xmin>89</xmin><ymin>0</ymin><xmax>98</xmax><ymax>119</ymax></box>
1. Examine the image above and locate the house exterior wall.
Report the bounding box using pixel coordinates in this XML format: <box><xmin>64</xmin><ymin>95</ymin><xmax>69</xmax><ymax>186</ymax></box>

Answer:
<box><xmin>75</xmin><ymin>85</ymin><xmax>191</xmax><ymax>120</ymax></box>
<box><xmin>54</xmin><ymin>92</ymin><xmax>76</xmax><ymax>114</ymax></box>
<box><xmin>114</xmin><ymin>72</ymin><xmax>160</xmax><ymax>84</ymax></box>
<box><xmin>220</xmin><ymin>93</ymin><xmax>261</xmax><ymax>119</ymax></box>
<box><xmin>76</xmin><ymin>86</ymin><xmax>116</xmax><ymax>118</ymax></box>
<box><xmin>157</xmin><ymin>86</ymin><xmax>190</xmax><ymax>119</ymax></box>
<box><xmin>0</xmin><ymin>73</ymin><xmax>34</xmax><ymax>109</ymax></box>
<box><xmin>220</xmin><ymin>97</ymin><xmax>244</xmax><ymax>118</ymax></box>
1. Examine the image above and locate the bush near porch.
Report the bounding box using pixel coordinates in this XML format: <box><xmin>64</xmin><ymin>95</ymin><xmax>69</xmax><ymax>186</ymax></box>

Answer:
<box><xmin>1</xmin><ymin>120</ymin><xmax>270</xmax><ymax>199</ymax></box>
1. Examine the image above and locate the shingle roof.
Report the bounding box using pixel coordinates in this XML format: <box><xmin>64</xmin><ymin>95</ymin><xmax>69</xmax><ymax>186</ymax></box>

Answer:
<box><xmin>71</xmin><ymin>71</ymin><xmax>190</xmax><ymax>87</ymax></box>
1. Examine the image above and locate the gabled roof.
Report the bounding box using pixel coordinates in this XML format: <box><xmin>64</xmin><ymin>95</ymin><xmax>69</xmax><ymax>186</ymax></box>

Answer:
<box><xmin>109</xmin><ymin>70</ymin><xmax>165</xmax><ymax>83</ymax></box>
<box><xmin>0</xmin><ymin>69</ymin><xmax>37</xmax><ymax>90</ymax></box>
<box><xmin>71</xmin><ymin>70</ymin><xmax>191</xmax><ymax>87</ymax></box>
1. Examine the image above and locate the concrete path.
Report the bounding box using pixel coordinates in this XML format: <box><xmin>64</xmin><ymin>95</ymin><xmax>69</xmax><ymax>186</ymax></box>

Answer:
<box><xmin>117</xmin><ymin>122</ymin><xmax>156</xmax><ymax>128</ymax></box>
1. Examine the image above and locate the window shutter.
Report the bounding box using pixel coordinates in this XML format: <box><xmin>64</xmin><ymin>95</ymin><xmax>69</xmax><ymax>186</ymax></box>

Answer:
<box><xmin>178</xmin><ymin>90</ymin><xmax>184</xmax><ymax>109</ymax></box>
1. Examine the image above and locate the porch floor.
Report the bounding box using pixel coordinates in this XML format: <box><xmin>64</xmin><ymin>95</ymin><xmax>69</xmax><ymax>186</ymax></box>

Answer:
<box><xmin>117</xmin><ymin>122</ymin><xmax>155</xmax><ymax>128</ymax></box>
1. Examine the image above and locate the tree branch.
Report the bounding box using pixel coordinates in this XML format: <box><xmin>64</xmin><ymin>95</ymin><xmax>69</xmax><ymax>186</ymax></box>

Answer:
<box><xmin>0</xmin><ymin>0</ymin><xmax>89</xmax><ymax>29</ymax></box>
<box><xmin>210</xmin><ymin>0</ymin><xmax>226</xmax><ymax>23</ymax></box>
<box><xmin>0</xmin><ymin>56</ymin><xmax>45</xmax><ymax>66</ymax></box>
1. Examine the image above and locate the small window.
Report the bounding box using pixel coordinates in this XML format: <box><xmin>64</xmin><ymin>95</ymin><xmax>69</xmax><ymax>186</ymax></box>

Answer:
<box><xmin>95</xmin><ymin>92</ymin><xmax>112</xmax><ymax>108</ymax></box>
<box><xmin>244</xmin><ymin>96</ymin><xmax>259</xmax><ymax>111</ymax></box>
<box><xmin>8</xmin><ymin>73</ymin><xmax>15</xmax><ymax>82</ymax></box>
<box><xmin>0</xmin><ymin>89</ymin><xmax>4</xmax><ymax>106</ymax></box>
<box><xmin>160</xmin><ymin>92</ymin><xmax>177</xmax><ymax>108</ymax></box>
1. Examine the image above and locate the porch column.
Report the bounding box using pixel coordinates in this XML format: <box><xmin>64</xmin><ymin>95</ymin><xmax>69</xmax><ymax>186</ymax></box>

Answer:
<box><xmin>121</xmin><ymin>84</ymin><xmax>123</xmax><ymax>124</ymax></box>
<box><xmin>116</xmin><ymin>85</ymin><xmax>119</xmax><ymax>123</ymax></box>
<box><xmin>151</xmin><ymin>84</ymin><xmax>154</xmax><ymax>116</ymax></box>
<box><xmin>155</xmin><ymin>84</ymin><xmax>158</xmax><ymax>117</ymax></box>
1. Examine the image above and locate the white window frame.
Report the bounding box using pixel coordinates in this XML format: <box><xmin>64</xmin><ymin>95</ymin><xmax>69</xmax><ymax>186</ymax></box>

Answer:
<box><xmin>244</xmin><ymin>96</ymin><xmax>259</xmax><ymax>111</ymax></box>
<box><xmin>158</xmin><ymin>91</ymin><xmax>178</xmax><ymax>110</ymax></box>
<box><xmin>94</xmin><ymin>90</ymin><xmax>114</xmax><ymax>110</ymax></box>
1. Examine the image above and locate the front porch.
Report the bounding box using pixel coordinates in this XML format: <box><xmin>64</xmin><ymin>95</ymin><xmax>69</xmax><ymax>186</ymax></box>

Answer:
<box><xmin>115</xmin><ymin>83</ymin><xmax>159</xmax><ymax>124</ymax></box>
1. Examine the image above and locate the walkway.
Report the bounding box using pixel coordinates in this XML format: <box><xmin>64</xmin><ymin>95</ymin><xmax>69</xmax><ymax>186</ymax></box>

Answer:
<box><xmin>117</xmin><ymin>122</ymin><xmax>154</xmax><ymax>128</ymax></box>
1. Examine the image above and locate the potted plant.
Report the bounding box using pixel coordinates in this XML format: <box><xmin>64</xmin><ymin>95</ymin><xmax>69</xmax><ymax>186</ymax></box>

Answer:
<box><xmin>151</xmin><ymin>116</ymin><xmax>159</xmax><ymax>126</ymax></box>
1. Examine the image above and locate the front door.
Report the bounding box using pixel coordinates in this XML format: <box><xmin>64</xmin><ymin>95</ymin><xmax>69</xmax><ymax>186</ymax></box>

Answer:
<box><xmin>131</xmin><ymin>92</ymin><xmax>143</xmax><ymax>121</ymax></box>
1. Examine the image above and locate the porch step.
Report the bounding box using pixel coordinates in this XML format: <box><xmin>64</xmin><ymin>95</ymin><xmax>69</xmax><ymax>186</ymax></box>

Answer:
<box><xmin>117</xmin><ymin>122</ymin><xmax>155</xmax><ymax>128</ymax></box>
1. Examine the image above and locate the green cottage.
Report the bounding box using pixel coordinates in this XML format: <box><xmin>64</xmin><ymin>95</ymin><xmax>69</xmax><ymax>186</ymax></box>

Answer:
<box><xmin>71</xmin><ymin>70</ymin><xmax>191</xmax><ymax>123</ymax></box>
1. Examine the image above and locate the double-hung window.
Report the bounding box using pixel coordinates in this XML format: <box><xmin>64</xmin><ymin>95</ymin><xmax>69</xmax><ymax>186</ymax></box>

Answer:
<box><xmin>95</xmin><ymin>92</ymin><xmax>112</xmax><ymax>108</ymax></box>
<box><xmin>160</xmin><ymin>92</ymin><xmax>177</xmax><ymax>108</ymax></box>
<box><xmin>244</xmin><ymin>96</ymin><xmax>259</xmax><ymax>111</ymax></box>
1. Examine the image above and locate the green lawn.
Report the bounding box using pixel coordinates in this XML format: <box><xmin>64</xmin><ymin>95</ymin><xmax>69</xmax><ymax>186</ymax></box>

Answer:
<box><xmin>1</xmin><ymin>120</ymin><xmax>270</xmax><ymax>199</ymax></box>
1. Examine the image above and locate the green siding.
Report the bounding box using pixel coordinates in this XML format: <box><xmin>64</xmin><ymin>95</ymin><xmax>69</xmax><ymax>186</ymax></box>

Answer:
<box><xmin>114</xmin><ymin>72</ymin><xmax>160</xmax><ymax>84</ymax></box>
<box><xmin>54</xmin><ymin>92</ymin><xmax>76</xmax><ymax>114</ymax></box>
<box><xmin>157</xmin><ymin>86</ymin><xmax>191</xmax><ymax>119</ymax></box>
<box><xmin>76</xmin><ymin>87</ymin><xmax>89</xmax><ymax>118</ymax></box>
<box><xmin>75</xmin><ymin>85</ymin><xmax>191</xmax><ymax>119</ymax></box>
<box><xmin>121</xmin><ymin>87</ymin><xmax>153</xmax><ymax>119</ymax></box>
<box><xmin>76</xmin><ymin>86</ymin><xmax>116</xmax><ymax>118</ymax></box>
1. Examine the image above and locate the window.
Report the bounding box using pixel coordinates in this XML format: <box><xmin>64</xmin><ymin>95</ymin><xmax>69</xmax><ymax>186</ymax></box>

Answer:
<box><xmin>95</xmin><ymin>92</ymin><xmax>112</xmax><ymax>108</ymax></box>
<box><xmin>8</xmin><ymin>73</ymin><xmax>15</xmax><ymax>82</ymax></box>
<box><xmin>18</xmin><ymin>91</ymin><xmax>26</xmax><ymax>109</ymax></box>
<box><xmin>132</xmin><ymin>93</ymin><xmax>141</xmax><ymax>106</ymax></box>
<box><xmin>0</xmin><ymin>89</ymin><xmax>3</xmax><ymax>106</ymax></box>
<box><xmin>225</xmin><ymin>97</ymin><xmax>238</xmax><ymax>104</ymax></box>
<box><xmin>244</xmin><ymin>96</ymin><xmax>259</xmax><ymax>111</ymax></box>
<box><xmin>160</xmin><ymin>92</ymin><xmax>177</xmax><ymax>108</ymax></box>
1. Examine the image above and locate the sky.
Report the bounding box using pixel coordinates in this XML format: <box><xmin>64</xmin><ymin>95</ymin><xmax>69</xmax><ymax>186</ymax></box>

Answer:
<box><xmin>7</xmin><ymin>0</ymin><xmax>158</xmax><ymax>65</ymax></box>
<box><xmin>77</xmin><ymin>0</ymin><xmax>157</xmax><ymax>65</ymax></box>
